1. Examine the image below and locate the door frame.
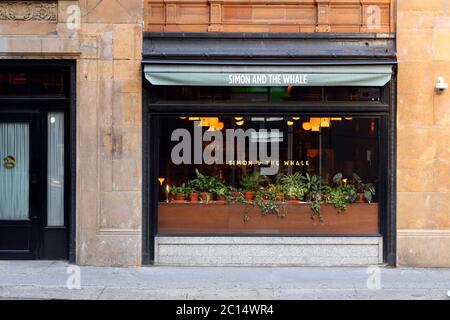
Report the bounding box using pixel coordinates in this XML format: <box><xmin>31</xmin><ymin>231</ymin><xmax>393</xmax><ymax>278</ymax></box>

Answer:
<box><xmin>0</xmin><ymin>59</ymin><xmax>76</xmax><ymax>261</ymax></box>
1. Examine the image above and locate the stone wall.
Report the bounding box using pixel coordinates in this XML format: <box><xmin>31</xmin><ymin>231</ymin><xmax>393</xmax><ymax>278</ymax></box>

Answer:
<box><xmin>0</xmin><ymin>0</ymin><xmax>143</xmax><ymax>266</ymax></box>
<box><xmin>397</xmin><ymin>0</ymin><xmax>450</xmax><ymax>267</ymax></box>
<box><xmin>155</xmin><ymin>237</ymin><xmax>383</xmax><ymax>266</ymax></box>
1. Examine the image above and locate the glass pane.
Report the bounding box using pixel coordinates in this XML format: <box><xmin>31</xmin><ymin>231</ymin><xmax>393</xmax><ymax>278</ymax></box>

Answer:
<box><xmin>326</xmin><ymin>87</ymin><xmax>381</xmax><ymax>101</ymax></box>
<box><xmin>47</xmin><ymin>113</ymin><xmax>65</xmax><ymax>227</ymax></box>
<box><xmin>151</xmin><ymin>86</ymin><xmax>382</xmax><ymax>103</ymax></box>
<box><xmin>155</xmin><ymin>116</ymin><xmax>380</xmax><ymax>235</ymax></box>
<box><xmin>0</xmin><ymin>123</ymin><xmax>29</xmax><ymax>220</ymax></box>
<box><xmin>0</xmin><ymin>71</ymin><xmax>65</xmax><ymax>96</ymax></box>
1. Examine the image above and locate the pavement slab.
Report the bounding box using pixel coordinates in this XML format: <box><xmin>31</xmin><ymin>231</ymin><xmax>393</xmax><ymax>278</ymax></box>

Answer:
<box><xmin>0</xmin><ymin>261</ymin><xmax>449</xmax><ymax>300</ymax></box>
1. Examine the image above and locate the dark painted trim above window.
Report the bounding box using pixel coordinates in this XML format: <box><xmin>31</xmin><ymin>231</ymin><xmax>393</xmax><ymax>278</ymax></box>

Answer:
<box><xmin>144</xmin><ymin>33</ymin><xmax>396</xmax><ymax>60</ymax></box>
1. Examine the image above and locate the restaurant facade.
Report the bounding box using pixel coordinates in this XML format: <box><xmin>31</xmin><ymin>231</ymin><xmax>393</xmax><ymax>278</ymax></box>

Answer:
<box><xmin>0</xmin><ymin>0</ymin><xmax>449</xmax><ymax>267</ymax></box>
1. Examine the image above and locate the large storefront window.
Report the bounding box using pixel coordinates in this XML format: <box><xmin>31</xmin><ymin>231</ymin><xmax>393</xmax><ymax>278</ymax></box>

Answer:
<box><xmin>152</xmin><ymin>86</ymin><xmax>382</xmax><ymax>235</ymax></box>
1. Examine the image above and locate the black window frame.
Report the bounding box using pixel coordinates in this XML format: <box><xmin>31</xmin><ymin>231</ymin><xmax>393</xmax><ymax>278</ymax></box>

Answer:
<box><xmin>143</xmin><ymin>69</ymin><xmax>397</xmax><ymax>266</ymax></box>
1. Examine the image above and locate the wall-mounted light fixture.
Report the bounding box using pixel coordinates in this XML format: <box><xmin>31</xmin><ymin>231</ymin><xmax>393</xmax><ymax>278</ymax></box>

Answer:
<box><xmin>436</xmin><ymin>77</ymin><xmax>448</xmax><ymax>93</ymax></box>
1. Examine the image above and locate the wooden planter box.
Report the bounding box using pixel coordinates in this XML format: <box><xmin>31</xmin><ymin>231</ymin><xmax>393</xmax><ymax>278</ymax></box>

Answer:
<box><xmin>158</xmin><ymin>202</ymin><xmax>379</xmax><ymax>235</ymax></box>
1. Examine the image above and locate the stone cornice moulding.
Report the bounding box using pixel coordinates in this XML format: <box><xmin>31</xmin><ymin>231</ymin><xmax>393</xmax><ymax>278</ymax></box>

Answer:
<box><xmin>0</xmin><ymin>1</ymin><xmax>57</xmax><ymax>22</ymax></box>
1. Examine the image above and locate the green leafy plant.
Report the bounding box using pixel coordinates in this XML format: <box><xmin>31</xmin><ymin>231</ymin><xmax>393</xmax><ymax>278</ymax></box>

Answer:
<box><xmin>214</xmin><ymin>183</ymin><xmax>233</xmax><ymax>201</ymax></box>
<box><xmin>323</xmin><ymin>173</ymin><xmax>357</xmax><ymax>212</ymax></box>
<box><xmin>353</xmin><ymin>173</ymin><xmax>376</xmax><ymax>203</ymax></box>
<box><xmin>170</xmin><ymin>184</ymin><xmax>188</xmax><ymax>195</ymax></box>
<box><xmin>235</xmin><ymin>192</ymin><xmax>253</xmax><ymax>223</ymax></box>
<box><xmin>304</xmin><ymin>173</ymin><xmax>326</xmax><ymax>221</ymax></box>
<box><xmin>240</xmin><ymin>172</ymin><xmax>262</xmax><ymax>193</ymax></box>
<box><xmin>255</xmin><ymin>188</ymin><xmax>287</xmax><ymax>218</ymax></box>
<box><xmin>278</xmin><ymin>172</ymin><xmax>307</xmax><ymax>201</ymax></box>
<box><xmin>189</xmin><ymin>169</ymin><xmax>222</xmax><ymax>193</ymax></box>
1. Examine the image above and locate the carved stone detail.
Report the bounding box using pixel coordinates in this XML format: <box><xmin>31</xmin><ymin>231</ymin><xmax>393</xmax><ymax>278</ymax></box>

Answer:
<box><xmin>0</xmin><ymin>1</ymin><xmax>57</xmax><ymax>22</ymax></box>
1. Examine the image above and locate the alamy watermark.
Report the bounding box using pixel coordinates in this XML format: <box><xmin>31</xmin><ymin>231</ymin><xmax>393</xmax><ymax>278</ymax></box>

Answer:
<box><xmin>366</xmin><ymin>266</ymin><xmax>381</xmax><ymax>290</ymax></box>
<box><xmin>171</xmin><ymin>121</ymin><xmax>281</xmax><ymax>175</ymax></box>
<box><xmin>66</xmin><ymin>265</ymin><xmax>81</xmax><ymax>290</ymax></box>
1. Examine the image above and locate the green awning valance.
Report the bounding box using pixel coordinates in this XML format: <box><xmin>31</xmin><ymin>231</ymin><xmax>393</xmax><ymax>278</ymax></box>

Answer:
<box><xmin>144</xmin><ymin>65</ymin><xmax>392</xmax><ymax>87</ymax></box>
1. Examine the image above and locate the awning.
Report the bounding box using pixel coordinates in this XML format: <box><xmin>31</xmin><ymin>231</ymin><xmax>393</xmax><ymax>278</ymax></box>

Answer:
<box><xmin>144</xmin><ymin>65</ymin><xmax>392</xmax><ymax>87</ymax></box>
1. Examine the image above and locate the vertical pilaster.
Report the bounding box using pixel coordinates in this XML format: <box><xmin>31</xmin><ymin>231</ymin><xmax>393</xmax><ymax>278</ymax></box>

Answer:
<box><xmin>208</xmin><ymin>1</ymin><xmax>223</xmax><ymax>32</ymax></box>
<box><xmin>315</xmin><ymin>0</ymin><xmax>331</xmax><ymax>32</ymax></box>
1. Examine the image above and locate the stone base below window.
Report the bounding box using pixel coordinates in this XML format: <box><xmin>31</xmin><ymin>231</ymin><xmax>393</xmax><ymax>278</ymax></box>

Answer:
<box><xmin>155</xmin><ymin>236</ymin><xmax>383</xmax><ymax>266</ymax></box>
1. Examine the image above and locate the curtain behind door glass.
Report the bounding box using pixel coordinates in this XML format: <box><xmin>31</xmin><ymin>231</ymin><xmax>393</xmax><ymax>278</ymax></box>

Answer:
<box><xmin>0</xmin><ymin>123</ymin><xmax>29</xmax><ymax>220</ymax></box>
<box><xmin>47</xmin><ymin>113</ymin><xmax>64</xmax><ymax>227</ymax></box>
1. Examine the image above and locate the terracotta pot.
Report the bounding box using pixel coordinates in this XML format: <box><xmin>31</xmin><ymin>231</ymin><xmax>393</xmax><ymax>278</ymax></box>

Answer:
<box><xmin>201</xmin><ymin>192</ymin><xmax>213</xmax><ymax>203</ymax></box>
<box><xmin>244</xmin><ymin>192</ymin><xmax>255</xmax><ymax>201</ymax></box>
<box><xmin>189</xmin><ymin>192</ymin><xmax>199</xmax><ymax>202</ymax></box>
<box><xmin>277</xmin><ymin>193</ymin><xmax>284</xmax><ymax>202</ymax></box>
<box><xmin>216</xmin><ymin>195</ymin><xmax>226</xmax><ymax>204</ymax></box>
<box><xmin>356</xmin><ymin>193</ymin><xmax>365</xmax><ymax>203</ymax></box>
<box><xmin>232</xmin><ymin>192</ymin><xmax>240</xmax><ymax>200</ymax></box>
<box><xmin>174</xmin><ymin>194</ymin><xmax>186</xmax><ymax>201</ymax></box>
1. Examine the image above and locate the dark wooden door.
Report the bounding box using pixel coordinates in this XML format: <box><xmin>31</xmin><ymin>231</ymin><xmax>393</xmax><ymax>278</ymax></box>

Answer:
<box><xmin>0</xmin><ymin>113</ymin><xmax>42</xmax><ymax>259</ymax></box>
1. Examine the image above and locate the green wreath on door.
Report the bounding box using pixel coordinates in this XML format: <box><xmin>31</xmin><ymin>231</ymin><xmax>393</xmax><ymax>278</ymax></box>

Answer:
<box><xmin>3</xmin><ymin>155</ymin><xmax>16</xmax><ymax>169</ymax></box>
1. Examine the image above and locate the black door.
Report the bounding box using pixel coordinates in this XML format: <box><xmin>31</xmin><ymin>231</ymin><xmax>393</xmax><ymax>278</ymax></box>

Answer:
<box><xmin>0</xmin><ymin>113</ymin><xmax>42</xmax><ymax>259</ymax></box>
<box><xmin>0</xmin><ymin>61</ymin><xmax>74</xmax><ymax>261</ymax></box>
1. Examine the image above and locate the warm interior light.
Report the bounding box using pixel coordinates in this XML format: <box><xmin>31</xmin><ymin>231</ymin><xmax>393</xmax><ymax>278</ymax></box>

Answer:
<box><xmin>234</xmin><ymin>117</ymin><xmax>243</xmax><ymax>121</ymax></box>
<box><xmin>208</xmin><ymin>117</ymin><xmax>219</xmax><ymax>126</ymax></box>
<box><xmin>320</xmin><ymin>118</ymin><xmax>330</xmax><ymax>127</ymax></box>
<box><xmin>292</xmin><ymin>117</ymin><xmax>300</xmax><ymax>121</ymax></box>
<box><xmin>302</xmin><ymin>122</ymin><xmax>312</xmax><ymax>131</ymax></box>
<box><xmin>287</xmin><ymin>121</ymin><xmax>294</xmax><ymax>126</ymax></box>
<box><xmin>158</xmin><ymin>177</ymin><xmax>165</xmax><ymax>186</ymax></box>
<box><xmin>310</xmin><ymin>117</ymin><xmax>321</xmax><ymax>127</ymax></box>
<box><xmin>236</xmin><ymin>120</ymin><xmax>245</xmax><ymax>126</ymax></box>
<box><xmin>179</xmin><ymin>117</ymin><xmax>187</xmax><ymax>120</ymax></box>
<box><xmin>370</xmin><ymin>120</ymin><xmax>376</xmax><ymax>133</ymax></box>
<box><xmin>198</xmin><ymin>117</ymin><xmax>220</xmax><ymax>127</ymax></box>
<box><xmin>311</xmin><ymin>126</ymin><xmax>320</xmax><ymax>132</ymax></box>
<box><xmin>215</xmin><ymin>122</ymin><xmax>224</xmax><ymax>130</ymax></box>
<box><xmin>331</xmin><ymin>118</ymin><xmax>342</xmax><ymax>121</ymax></box>
<box><xmin>345</xmin><ymin>117</ymin><xmax>353</xmax><ymax>120</ymax></box>
<box><xmin>198</xmin><ymin>118</ymin><xmax>209</xmax><ymax>127</ymax></box>
<box><xmin>188</xmin><ymin>117</ymin><xmax>200</xmax><ymax>121</ymax></box>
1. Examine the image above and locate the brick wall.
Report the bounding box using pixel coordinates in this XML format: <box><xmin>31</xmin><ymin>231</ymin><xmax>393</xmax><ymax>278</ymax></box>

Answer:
<box><xmin>144</xmin><ymin>0</ymin><xmax>394</xmax><ymax>33</ymax></box>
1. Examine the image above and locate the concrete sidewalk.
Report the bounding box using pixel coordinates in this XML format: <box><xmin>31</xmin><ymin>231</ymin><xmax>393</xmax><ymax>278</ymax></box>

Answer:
<box><xmin>0</xmin><ymin>261</ymin><xmax>449</xmax><ymax>300</ymax></box>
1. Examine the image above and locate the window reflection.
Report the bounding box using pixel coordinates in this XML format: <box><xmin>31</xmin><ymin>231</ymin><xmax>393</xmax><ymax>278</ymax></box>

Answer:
<box><xmin>151</xmin><ymin>86</ymin><xmax>381</xmax><ymax>103</ymax></box>
<box><xmin>0</xmin><ymin>71</ymin><xmax>65</xmax><ymax>96</ymax></box>
<box><xmin>156</xmin><ymin>116</ymin><xmax>379</xmax><ymax>202</ymax></box>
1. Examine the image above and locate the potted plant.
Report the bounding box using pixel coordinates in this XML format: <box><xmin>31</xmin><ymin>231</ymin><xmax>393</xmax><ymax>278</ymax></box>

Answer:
<box><xmin>170</xmin><ymin>184</ymin><xmax>187</xmax><ymax>202</ymax></box>
<box><xmin>255</xmin><ymin>188</ymin><xmax>287</xmax><ymax>218</ymax></box>
<box><xmin>230</xmin><ymin>187</ymin><xmax>241</xmax><ymax>201</ymax></box>
<box><xmin>323</xmin><ymin>173</ymin><xmax>357</xmax><ymax>212</ymax></box>
<box><xmin>214</xmin><ymin>183</ymin><xmax>232</xmax><ymax>204</ymax></box>
<box><xmin>240</xmin><ymin>172</ymin><xmax>261</xmax><ymax>201</ymax></box>
<box><xmin>187</xmin><ymin>182</ymin><xmax>199</xmax><ymax>202</ymax></box>
<box><xmin>353</xmin><ymin>173</ymin><xmax>376</xmax><ymax>203</ymax></box>
<box><xmin>189</xmin><ymin>169</ymin><xmax>221</xmax><ymax>204</ymax></box>
<box><xmin>269</xmin><ymin>184</ymin><xmax>285</xmax><ymax>202</ymax></box>
<box><xmin>278</xmin><ymin>172</ymin><xmax>307</xmax><ymax>203</ymax></box>
<box><xmin>304</xmin><ymin>173</ymin><xmax>326</xmax><ymax>221</ymax></box>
